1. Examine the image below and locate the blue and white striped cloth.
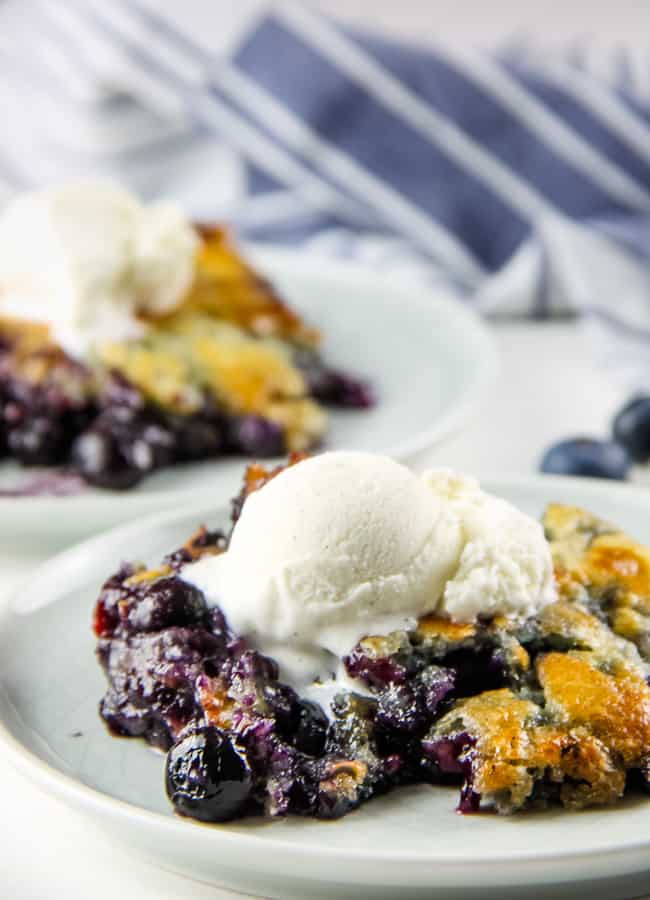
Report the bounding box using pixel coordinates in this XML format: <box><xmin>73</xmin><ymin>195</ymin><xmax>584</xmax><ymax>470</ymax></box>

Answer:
<box><xmin>2</xmin><ymin>1</ymin><xmax>650</xmax><ymax>388</ymax></box>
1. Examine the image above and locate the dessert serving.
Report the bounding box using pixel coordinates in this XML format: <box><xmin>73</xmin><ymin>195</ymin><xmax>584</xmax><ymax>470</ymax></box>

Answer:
<box><xmin>93</xmin><ymin>452</ymin><xmax>650</xmax><ymax>823</ymax></box>
<box><xmin>0</xmin><ymin>185</ymin><xmax>372</xmax><ymax>491</ymax></box>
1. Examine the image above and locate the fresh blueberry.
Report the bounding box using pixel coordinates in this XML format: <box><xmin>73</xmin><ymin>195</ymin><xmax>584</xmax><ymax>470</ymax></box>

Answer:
<box><xmin>613</xmin><ymin>396</ymin><xmax>650</xmax><ymax>463</ymax></box>
<box><xmin>539</xmin><ymin>438</ymin><xmax>631</xmax><ymax>480</ymax></box>
<box><xmin>165</xmin><ymin>726</ymin><xmax>253</xmax><ymax>822</ymax></box>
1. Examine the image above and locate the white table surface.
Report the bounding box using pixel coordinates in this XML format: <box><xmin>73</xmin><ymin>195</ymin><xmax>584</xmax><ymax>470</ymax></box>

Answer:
<box><xmin>2</xmin><ymin>320</ymin><xmax>649</xmax><ymax>900</ymax></box>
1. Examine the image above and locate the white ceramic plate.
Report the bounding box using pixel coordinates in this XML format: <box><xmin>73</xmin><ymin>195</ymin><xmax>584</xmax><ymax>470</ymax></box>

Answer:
<box><xmin>2</xmin><ymin>475</ymin><xmax>650</xmax><ymax>900</ymax></box>
<box><xmin>0</xmin><ymin>247</ymin><xmax>496</xmax><ymax>538</ymax></box>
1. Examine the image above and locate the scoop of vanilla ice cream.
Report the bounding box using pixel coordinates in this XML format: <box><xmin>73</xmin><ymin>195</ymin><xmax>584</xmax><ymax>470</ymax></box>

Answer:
<box><xmin>0</xmin><ymin>183</ymin><xmax>199</xmax><ymax>357</ymax></box>
<box><xmin>184</xmin><ymin>452</ymin><xmax>463</xmax><ymax>683</ymax></box>
<box><xmin>424</xmin><ymin>469</ymin><xmax>556</xmax><ymax>622</ymax></box>
<box><xmin>133</xmin><ymin>203</ymin><xmax>199</xmax><ymax>316</ymax></box>
<box><xmin>182</xmin><ymin>453</ymin><xmax>556</xmax><ymax>688</ymax></box>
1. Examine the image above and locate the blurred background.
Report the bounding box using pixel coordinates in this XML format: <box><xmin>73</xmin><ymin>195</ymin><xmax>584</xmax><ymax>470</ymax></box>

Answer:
<box><xmin>314</xmin><ymin>0</ymin><xmax>650</xmax><ymax>45</ymax></box>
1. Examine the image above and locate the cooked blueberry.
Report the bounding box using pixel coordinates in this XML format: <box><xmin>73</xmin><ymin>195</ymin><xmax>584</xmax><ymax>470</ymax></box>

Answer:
<box><xmin>93</xmin><ymin>598</ymin><xmax>120</xmax><ymax>638</ymax></box>
<box><xmin>263</xmin><ymin>682</ymin><xmax>299</xmax><ymax>723</ymax></box>
<box><xmin>422</xmin><ymin>732</ymin><xmax>475</xmax><ymax>776</ymax></box>
<box><xmin>166</xmin><ymin>726</ymin><xmax>253</xmax><ymax>822</ymax></box>
<box><xmin>344</xmin><ymin>646</ymin><xmax>407</xmax><ymax>688</ymax></box>
<box><xmin>421</xmin><ymin>731</ymin><xmax>480</xmax><ymax>812</ymax></box>
<box><xmin>93</xmin><ymin>563</ymin><xmax>137</xmax><ymax>637</ymax></box>
<box><xmin>129</xmin><ymin>422</ymin><xmax>176</xmax><ymax>470</ymax></box>
<box><xmin>294</xmin><ymin>349</ymin><xmax>375</xmax><ymax>409</ymax></box>
<box><xmin>639</xmin><ymin>761</ymin><xmax>650</xmax><ymax>794</ymax></box>
<box><xmin>230</xmin><ymin>648</ymin><xmax>279</xmax><ymax>683</ymax></box>
<box><xmin>417</xmin><ymin>666</ymin><xmax>456</xmax><ymax>716</ymax></box>
<box><xmin>539</xmin><ymin>438</ymin><xmax>630</xmax><ymax>480</ymax></box>
<box><xmin>169</xmin><ymin>416</ymin><xmax>223</xmax><ymax>460</ymax></box>
<box><xmin>441</xmin><ymin>648</ymin><xmax>506</xmax><ymax>696</ymax></box>
<box><xmin>101</xmin><ymin>372</ymin><xmax>146</xmax><ymax>411</ymax></box>
<box><xmin>376</xmin><ymin>684</ymin><xmax>424</xmax><ymax>735</ymax></box>
<box><xmin>127</xmin><ymin>577</ymin><xmax>208</xmax><ymax>632</ymax></box>
<box><xmin>305</xmin><ymin>368</ymin><xmax>375</xmax><ymax>409</ymax></box>
<box><xmin>94</xmin><ymin>407</ymin><xmax>177</xmax><ymax>472</ymax></box>
<box><xmin>72</xmin><ymin>430</ymin><xmax>143</xmax><ymax>490</ymax></box>
<box><xmin>229</xmin><ymin>416</ymin><xmax>285</xmax><ymax>457</ymax></box>
<box><xmin>7</xmin><ymin>415</ymin><xmax>68</xmax><ymax>465</ymax></box>
<box><xmin>98</xmin><ymin>628</ymin><xmax>227</xmax><ymax>745</ymax></box>
<box><xmin>293</xmin><ymin>700</ymin><xmax>328</xmax><ymax>756</ymax></box>
<box><xmin>613</xmin><ymin>396</ymin><xmax>650</xmax><ymax>462</ymax></box>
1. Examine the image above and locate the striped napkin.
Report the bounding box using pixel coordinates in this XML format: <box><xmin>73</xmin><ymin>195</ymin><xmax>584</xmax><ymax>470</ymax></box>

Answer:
<box><xmin>2</xmin><ymin>1</ymin><xmax>650</xmax><ymax>389</ymax></box>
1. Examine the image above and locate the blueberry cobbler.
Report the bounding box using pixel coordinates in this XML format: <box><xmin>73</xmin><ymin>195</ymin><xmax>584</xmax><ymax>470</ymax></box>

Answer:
<box><xmin>93</xmin><ymin>452</ymin><xmax>650</xmax><ymax>822</ymax></box>
<box><xmin>0</xmin><ymin>185</ymin><xmax>371</xmax><ymax>492</ymax></box>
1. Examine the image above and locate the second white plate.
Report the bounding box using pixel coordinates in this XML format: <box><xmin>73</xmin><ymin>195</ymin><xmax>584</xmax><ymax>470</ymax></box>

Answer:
<box><xmin>0</xmin><ymin>246</ymin><xmax>496</xmax><ymax>538</ymax></box>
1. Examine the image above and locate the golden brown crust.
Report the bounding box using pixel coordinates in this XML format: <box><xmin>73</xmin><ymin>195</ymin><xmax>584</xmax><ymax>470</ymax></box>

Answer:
<box><xmin>198</xmin><ymin>675</ymin><xmax>235</xmax><ymax>729</ymax></box>
<box><xmin>544</xmin><ymin>503</ymin><xmax>650</xmax><ymax>650</ymax></box>
<box><xmin>425</xmin><ymin>504</ymin><xmax>650</xmax><ymax>815</ymax></box>
<box><xmin>179</xmin><ymin>525</ymin><xmax>227</xmax><ymax>564</ymax></box>
<box><xmin>182</xmin><ymin>225</ymin><xmax>319</xmax><ymax>347</ymax></box>
<box><xmin>433</xmin><ymin>686</ymin><xmax>628</xmax><ymax>812</ymax></box>
<box><xmin>537</xmin><ymin>652</ymin><xmax>650</xmax><ymax>767</ymax></box>
<box><xmin>416</xmin><ymin>615</ymin><xmax>477</xmax><ymax>642</ymax></box>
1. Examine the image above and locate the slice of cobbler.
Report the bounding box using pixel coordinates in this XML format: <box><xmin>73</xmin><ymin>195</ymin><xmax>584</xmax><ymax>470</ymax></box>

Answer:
<box><xmin>0</xmin><ymin>225</ymin><xmax>372</xmax><ymax>491</ymax></box>
<box><xmin>93</xmin><ymin>465</ymin><xmax>650</xmax><ymax>823</ymax></box>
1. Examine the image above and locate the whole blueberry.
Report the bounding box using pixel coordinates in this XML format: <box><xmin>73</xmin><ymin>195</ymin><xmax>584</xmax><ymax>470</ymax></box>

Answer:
<box><xmin>168</xmin><ymin>415</ymin><xmax>224</xmax><ymax>461</ymax></box>
<box><xmin>540</xmin><ymin>438</ymin><xmax>631</xmax><ymax>480</ymax></box>
<box><xmin>613</xmin><ymin>396</ymin><xmax>650</xmax><ymax>463</ymax></box>
<box><xmin>101</xmin><ymin>372</ymin><xmax>146</xmax><ymax>411</ymax></box>
<box><xmin>97</xmin><ymin>407</ymin><xmax>177</xmax><ymax>472</ymax></box>
<box><xmin>7</xmin><ymin>415</ymin><xmax>68</xmax><ymax>465</ymax></box>
<box><xmin>71</xmin><ymin>429</ymin><xmax>143</xmax><ymax>490</ymax></box>
<box><xmin>305</xmin><ymin>369</ymin><xmax>375</xmax><ymax>409</ymax></box>
<box><xmin>376</xmin><ymin>684</ymin><xmax>425</xmax><ymax>735</ymax></box>
<box><xmin>123</xmin><ymin>421</ymin><xmax>177</xmax><ymax>471</ymax></box>
<box><xmin>229</xmin><ymin>416</ymin><xmax>285</xmax><ymax>457</ymax></box>
<box><xmin>165</xmin><ymin>726</ymin><xmax>253</xmax><ymax>822</ymax></box>
<box><xmin>127</xmin><ymin>577</ymin><xmax>208</xmax><ymax>632</ymax></box>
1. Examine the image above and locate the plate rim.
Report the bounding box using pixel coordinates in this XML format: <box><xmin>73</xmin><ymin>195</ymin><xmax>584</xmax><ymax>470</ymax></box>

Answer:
<box><xmin>0</xmin><ymin>245</ymin><xmax>497</xmax><ymax>512</ymax></box>
<box><xmin>2</xmin><ymin>473</ymin><xmax>650</xmax><ymax>872</ymax></box>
